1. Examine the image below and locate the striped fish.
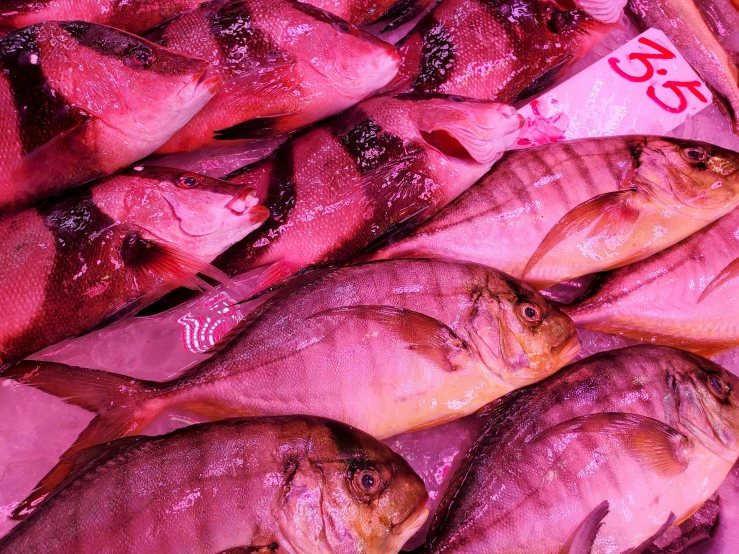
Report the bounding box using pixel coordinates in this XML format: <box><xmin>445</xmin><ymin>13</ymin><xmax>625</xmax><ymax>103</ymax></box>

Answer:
<box><xmin>0</xmin><ymin>166</ymin><xmax>267</xmax><ymax>368</ymax></box>
<box><xmin>306</xmin><ymin>0</ymin><xmax>436</xmax><ymax>30</ymax></box>
<box><xmin>372</xmin><ymin>137</ymin><xmax>739</xmax><ymax>289</ymax></box>
<box><xmin>423</xmin><ymin>345</ymin><xmax>739</xmax><ymax>553</ymax></box>
<box><xmin>0</xmin><ymin>416</ymin><xmax>429</xmax><ymax>553</ymax></box>
<box><xmin>384</xmin><ymin>0</ymin><xmax>615</xmax><ymax>102</ymax></box>
<box><xmin>213</xmin><ymin>93</ymin><xmax>523</xmax><ymax>289</ymax></box>
<box><xmin>146</xmin><ymin>0</ymin><xmax>401</xmax><ymax>154</ymax></box>
<box><xmin>0</xmin><ymin>21</ymin><xmax>220</xmax><ymax>212</ymax></box>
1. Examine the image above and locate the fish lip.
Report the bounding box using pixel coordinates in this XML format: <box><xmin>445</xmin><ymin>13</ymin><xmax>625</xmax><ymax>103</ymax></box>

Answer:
<box><xmin>391</xmin><ymin>495</ymin><xmax>430</xmax><ymax>536</ymax></box>
<box><xmin>555</xmin><ymin>336</ymin><xmax>581</xmax><ymax>363</ymax></box>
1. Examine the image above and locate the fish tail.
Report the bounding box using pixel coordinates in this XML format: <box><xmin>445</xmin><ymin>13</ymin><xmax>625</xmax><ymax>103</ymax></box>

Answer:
<box><xmin>1</xmin><ymin>361</ymin><xmax>163</xmax><ymax>519</ymax></box>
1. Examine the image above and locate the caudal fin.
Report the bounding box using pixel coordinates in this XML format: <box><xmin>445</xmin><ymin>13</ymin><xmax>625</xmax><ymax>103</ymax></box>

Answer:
<box><xmin>1</xmin><ymin>361</ymin><xmax>162</xmax><ymax>519</ymax></box>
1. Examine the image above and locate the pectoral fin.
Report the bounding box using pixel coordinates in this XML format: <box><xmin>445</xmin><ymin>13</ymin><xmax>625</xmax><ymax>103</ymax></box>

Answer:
<box><xmin>523</xmin><ymin>190</ymin><xmax>642</xmax><ymax>279</ymax></box>
<box><xmin>561</xmin><ymin>501</ymin><xmax>610</xmax><ymax>554</ymax></box>
<box><xmin>309</xmin><ymin>305</ymin><xmax>470</xmax><ymax>372</ymax></box>
<box><xmin>698</xmin><ymin>257</ymin><xmax>739</xmax><ymax>302</ymax></box>
<box><xmin>536</xmin><ymin>412</ymin><xmax>690</xmax><ymax>477</ymax></box>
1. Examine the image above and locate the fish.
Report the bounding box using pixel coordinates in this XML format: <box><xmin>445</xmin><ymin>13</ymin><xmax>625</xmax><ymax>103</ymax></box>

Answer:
<box><xmin>0</xmin><ymin>21</ymin><xmax>220</xmax><ymax>213</ymax></box>
<box><xmin>304</xmin><ymin>0</ymin><xmax>436</xmax><ymax>30</ymax></box>
<box><xmin>422</xmin><ymin>345</ymin><xmax>739</xmax><ymax>553</ymax></box>
<box><xmin>0</xmin><ymin>166</ymin><xmax>268</xmax><ymax>368</ymax></box>
<box><xmin>371</xmin><ymin>136</ymin><xmax>739</xmax><ymax>290</ymax></box>
<box><xmin>0</xmin><ymin>0</ymin><xmax>204</xmax><ymax>33</ymax></box>
<box><xmin>213</xmin><ymin>93</ymin><xmax>523</xmax><ymax>290</ymax></box>
<box><xmin>694</xmin><ymin>0</ymin><xmax>739</xmax><ymax>66</ymax></box>
<box><xmin>0</xmin><ymin>415</ymin><xmax>430</xmax><ymax>553</ymax></box>
<box><xmin>555</xmin><ymin>0</ymin><xmax>626</xmax><ymax>23</ymax></box>
<box><xmin>147</xmin><ymin>0</ymin><xmax>401</xmax><ymax>154</ymax></box>
<box><xmin>383</xmin><ymin>0</ymin><xmax>614</xmax><ymax>103</ymax></box>
<box><xmin>1</xmin><ymin>257</ymin><xmax>580</xmax><ymax>519</ymax></box>
<box><xmin>566</xmin><ymin>205</ymin><xmax>739</xmax><ymax>356</ymax></box>
<box><xmin>628</xmin><ymin>0</ymin><xmax>739</xmax><ymax>134</ymax></box>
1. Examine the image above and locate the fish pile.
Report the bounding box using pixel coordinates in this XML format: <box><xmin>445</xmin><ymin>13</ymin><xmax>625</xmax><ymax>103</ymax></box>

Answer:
<box><xmin>1</xmin><ymin>0</ymin><xmax>739</xmax><ymax>552</ymax></box>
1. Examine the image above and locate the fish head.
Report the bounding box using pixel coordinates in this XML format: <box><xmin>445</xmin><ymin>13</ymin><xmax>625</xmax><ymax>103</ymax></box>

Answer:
<box><xmin>38</xmin><ymin>21</ymin><xmax>220</xmax><ymax>147</ymax></box>
<box><xmin>279</xmin><ymin>420</ymin><xmax>428</xmax><ymax>553</ymax></box>
<box><xmin>286</xmin><ymin>2</ymin><xmax>400</xmax><ymax>97</ymax></box>
<box><xmin>670</xmin><ymin>351</ymin><xmax>739</xmax><ymax>462</ymax></box>
<box><xmin>467</xmin><ymin>273</ymin><xmax>580</xmax><ymax>387</ymax></box>
<box><xmin>95</xmin><ymin>167</ymin><xmax>269</xmax><ymax>259</ymax></box>
<box><xmin>637</xmin><ymin>138</ymin><xmax>739</xmax><ymax>219</ymax></box>
<box><xmin>539</xmin><ymin>3</ymin><xmax>616</xmax><ymax>60</ymax></box>
<box><xmin>404</xmin><ymin>94</ymin><xmax>524</xmax><ymax>166</ymax></box>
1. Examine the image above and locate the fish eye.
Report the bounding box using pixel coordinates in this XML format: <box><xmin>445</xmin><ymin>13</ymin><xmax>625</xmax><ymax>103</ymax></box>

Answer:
<box><xmin>335</xmin><ymin>21</ymin><xmax>351</xmax><ymax>32</ymax></box>
<box><xmin>350</xmin><ymin>466</ymin><xmax>383</xmax><ymax>497</ymax></box>
<box><xmin>176</xmin><ymin>173</ymin><xmax>201</xmax><ymax>188</ymax></box>
<box><xmin>518</xmin><ymin>302</ymin><xmax>543</xmax><ymax>324</ymax></box>
<box><xmin>126</xmin><ymin>46</ymin><xmax>154</xmax><ymax>69</ymax></box>
<box><xmin>708</xmin><ymin>374</ymin><xmax>730</xmax><ymax>398</ymax></box>
<box><xmin>682</xmin><ymin>146</ymin><xmax>711</xmax><ymax>163</ymax></box>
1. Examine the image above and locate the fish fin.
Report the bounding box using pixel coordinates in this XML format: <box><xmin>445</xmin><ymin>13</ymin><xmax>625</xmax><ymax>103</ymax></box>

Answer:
<box><xmin>522</xmin><ymin>190</ymin><xmax>641</xmax><ymax>279</ymax></box>
<box><xmin>515</xmin><ymin>56</ymin><xmax>573</xmax><ymax>101</ymax></box>
<box><xmin>214</xmin><ymin>114</ymin><xmax>292</xmax><ymax>141</ymax></box>
<box><xmin>623</xmin><ymin>512</ymin><xmax>676</xmax><ymax>554</ymax></box>
<box><xmin>375</xmin><ymin>0</ymin><xmax>433</xmax><ymax>33</ymax></box>
<box><xmin>698</xmin><ymin>257</ymin><xmax>739</xmax><ymax>302</ymax></box>
<box><xmin>537</xmin><ymin>412</ymin><xmax>690</xmax><ymax>478</ymax></box>
<box><xmin>251</xmin><ymin>260</ymin><xmax>296</xmax><ymax>295</ymax></box>
<box><xmin>358</xmin><ymin>204</ymin><xmax>434</xmax><ymax>259</ymax></box>
<box><xmin>310</xmin><ymin>305</ymin><xmax>470</xmax><ymax>371</ymax></box>
<box><xmin>562</xmin><ymin>501</ymin><xmax>610</xmax><ymax>554</ymax></box>
<box><xmin>122</xmin><ymin>233</ymin><xmax>233</xmax><ymax>292</ymax></box>
<box><xmin>1</xmin><ymin>361</ymin><xmax>160</xmax><ymax>519</ymax></box>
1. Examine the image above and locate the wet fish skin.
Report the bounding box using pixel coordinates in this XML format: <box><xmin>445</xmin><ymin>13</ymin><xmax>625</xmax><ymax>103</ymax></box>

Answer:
<box><xmin>384</xmin><ymin>0</ymin><xmax>614</xmax><ymax>102</ymax></box>
<box><xmin>0</xmin><ymin>416</ymin><xmax>430</xmax><ymax>554</ymax></box>
<box><xmin>0</xmin><ymin>0</ymin><xmax>204</xmax><ymax>33</ymax></box>
<box><xmin>213</xmin><ymin>93</ymin><xmax>523</xmax><ymax>287</ymax></box>
<box><xmin>566</xmin><ymin>205</ymin><xmax>739</xmax><ymax>356</ymax></box>
<box><xmin>695</xmin><ymin>0</ymin><xmax>739</xmax><ymax>66</ymax></box>
<box><xmin>628</xmin><ymin>0</ymin><xmax>739</xmax><ymax>134</ymax></box>
<box><xmin>424</xmin><ymin>345</ymin><xmax>739</xmax><ymax>553</ymax></box>
<box><xmin>372</xmin><ymin>136</ymin><xmax>739</xmax><ymax>289</ymax></box>
<box><xmin>304</xmin><ymin>0</ymin><xmax>436</xmax><ymax>29</ymax></box>
<box><xmin>2</xmin><ymin>257</ymin><xmax>579</xmax><ymax>518</ymax></box>
<box><xmin>0</xmin><ymin>166</ymin><xmax>267</xmax><ymax>368</ymax></box>
<box><xmin>0</xmin><ymin>21</ymin><xmax>220</xmax><ymax>212</ymax></box>
<box><xmin>148</xmin><ymin>0</ymin><xmax>401</xmax><ymax>154</ymax></box>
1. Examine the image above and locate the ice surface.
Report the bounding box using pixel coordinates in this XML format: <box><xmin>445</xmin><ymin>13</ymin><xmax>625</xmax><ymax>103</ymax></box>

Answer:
<box><xmin>3</xmin><ymin>18</ymin><xmax>739</xmax><ymax>551</ymax></box>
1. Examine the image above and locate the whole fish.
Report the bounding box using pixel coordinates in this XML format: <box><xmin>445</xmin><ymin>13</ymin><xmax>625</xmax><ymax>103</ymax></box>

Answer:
<box><xmin>384</xmin><ymin>0</ymin><xmax>613</xmax><ymax>102</ymax></box>
<box><xmin>372</xmin><ymin>137</ymin><xmax>739</xmax><ymax>289</ymax></box>
<box><xmin>423</xmin><ymin>345</ymin><xmax>739</xmax><ymax>553</ymax></box>
<box><xmin>694</xmin><ymin>0</ymin><xmax>739</xmax><ymax>66</ymax></box>
<box><xmin>305</xmin><ymin>0</ymin><xmax>436</xmax><ymax>29</ymax></box>
<box><xmin>567</xmin><ymin>205</ymin><xmax>739</xmax><ymax>356</ymax></box>
<box><xmin>0</xmin><ymin>0</ymin><xmax>203</xmax><ymax>33</ymax></box>
<box><xmin>628</xmin><ymin>0</ymin><xmax>739</xmax><ymax>134</ymax></box>
<box><xmin>2</xmin><ymin>257</ymin><xmax>579</xmax><ymax>518</ymax></box>
<box><xmin>147</xmin><ymin>0</ymin><xmax>401</xmax><ymax>154</ymax></box>
<box><xmin>214</xmin><ymin>93</ymin><xmax>523</xmax><ymax>289</ymax></box>
<box><xmin>0</xmin><ymin>416</ymin><xmax>430</xmax><ymax>553</ymax></box>
<box><xmin>0</xmin><ymin>166</ymin><xmax>267</xmax><ymax>368</ymax></box>
<box><xmin>0</xmin><ymin>21</ymin><xmax>220</xmax><ymax>212</ymax></box>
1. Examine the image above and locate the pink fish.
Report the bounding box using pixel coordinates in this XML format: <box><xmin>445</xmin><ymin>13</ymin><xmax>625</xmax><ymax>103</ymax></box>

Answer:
<box><xmin>148</xmin><ymin>0</ymin><xmax>401</xmax><ymax>154</ymax></box>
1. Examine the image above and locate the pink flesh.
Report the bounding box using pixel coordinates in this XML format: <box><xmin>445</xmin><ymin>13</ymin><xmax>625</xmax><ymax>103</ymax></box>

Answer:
<box><xmin>4</xmin><ymin>24</ymin><xmax>739</xmax><ymax>551</ymax></box>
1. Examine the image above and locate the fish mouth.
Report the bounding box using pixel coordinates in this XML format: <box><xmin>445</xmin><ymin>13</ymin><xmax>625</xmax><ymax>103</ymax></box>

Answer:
<box><xmin>555</xmin><ymin>335</ymin><xmax>582</xmax><ymax>365</ymax></box>
<box><xmin>392</xmin><ymin>496</ymin><xmax>430</xmax><ymax>536</ymax></box>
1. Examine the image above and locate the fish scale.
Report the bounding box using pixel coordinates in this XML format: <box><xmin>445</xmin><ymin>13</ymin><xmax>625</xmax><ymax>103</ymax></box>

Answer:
<box><xmin>385</xmin><ymin>0</ymin><xmax>614</xmax><ymax>102</ymax></box>
<box><xmin>425</xmin><ymin>346</ymin><xmax>739</xmax><ymax>553</ymax></box>
<box><xmin>0</xmin><ymin>416</ymin><xmax>429</xmax><ymax>553</ymax></box>
<box><xmin>373</xmin><ymin>136</ymin><xmax>739</xmax><ymax>289</ymax></box>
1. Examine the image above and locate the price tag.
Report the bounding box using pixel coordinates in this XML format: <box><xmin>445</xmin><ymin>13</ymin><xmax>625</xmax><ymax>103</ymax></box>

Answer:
<box><xmin>516</xmin><ymin>28</ymin><xmax>713</xmax><ymax>147</ymax></box>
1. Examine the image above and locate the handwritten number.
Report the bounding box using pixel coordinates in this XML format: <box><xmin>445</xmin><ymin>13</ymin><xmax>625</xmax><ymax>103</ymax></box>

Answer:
<box><xmin>608</xmin><ymin>37</ymin><xmax>676</xmax><ymax>83</ymax></box>
<box><xmin>648</xmin><ymin>81</ymin><xmax>708</xmax><ymax>113</ymax></box>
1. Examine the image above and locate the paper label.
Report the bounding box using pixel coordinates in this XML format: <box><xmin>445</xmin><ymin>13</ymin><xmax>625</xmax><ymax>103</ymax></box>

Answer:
<box><xmin>516</xmin><ymin>28</ymin><xmax>713</xmax><ymax>147</ymax></box>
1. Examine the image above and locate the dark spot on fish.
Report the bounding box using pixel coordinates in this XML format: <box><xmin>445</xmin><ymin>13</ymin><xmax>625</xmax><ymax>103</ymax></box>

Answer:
<box><xmin>411</xmin><ymin>17</ymin><xmax>455</xmax><ymax>93</ymax></box>
<box><xmin>376</xmin><ymin>0</ymin><xmax>429</xmax><ymax>33</ymax></box>
<box><xmin>209</xmin><ymin>1</ymin><xmax>286</xmax><ymax>73</ymax></box>
<box><xmin>2</xmin><ymin>191</ymin><xmax>136</xmax><ymax>363</ymax></box>
<box><xmin>336</xmin><ymin>113</ymin><xmax>406</xmax><ymax>174</ymax></box>
<box><xmin>0</xmin><ymin>26</ymin><xmax>88</xmax><ymax>155</ymax></box>
<box><xmin>323</xmin><ymin>418</ymin><xmax>366</xmax><ymax>457</ymax></box>
<box><xmin>214</xmin><ymin>146</ymin><xmax>297</xmax><ymax>274</ymax></box>
<box><xmin>547</xmin><ymin>10</ymin><xmax>582</xmax><ymax>34</ymax></box>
